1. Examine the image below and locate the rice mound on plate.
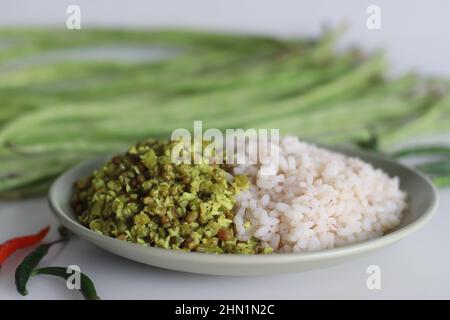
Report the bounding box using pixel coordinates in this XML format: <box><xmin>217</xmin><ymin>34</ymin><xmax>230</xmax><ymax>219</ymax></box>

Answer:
<box><xmin>232</xmin><ymin>136</ymin><xmax>407</xmax><ymax>253</ymax></box>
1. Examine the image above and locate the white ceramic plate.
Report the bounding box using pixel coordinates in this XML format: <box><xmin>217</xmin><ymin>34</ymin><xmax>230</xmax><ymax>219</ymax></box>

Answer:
<box><xmin>48</xmin><ymin>148</ymin><xmax>438</xmax><ymax>276</ymax></box>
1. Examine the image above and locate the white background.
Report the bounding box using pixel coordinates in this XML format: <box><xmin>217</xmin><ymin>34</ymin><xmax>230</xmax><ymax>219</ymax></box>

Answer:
<box><xmin>2</xmin><ymin>0</ymin><xmax>450</xmax><ymax>76</ymax></box>
<box><xmin>0</xmin><ymin>0</ymin><xmax>449</xmax><ymax>299</ymax></box>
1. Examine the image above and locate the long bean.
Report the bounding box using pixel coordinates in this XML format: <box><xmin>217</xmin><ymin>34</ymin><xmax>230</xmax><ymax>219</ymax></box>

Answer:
<box><xmin>392</xmin><ymin>145</ymin><xmax>450</xmax><ymax>158</ymax></box>
<box><xmin>418</xmin><ymin>160</ymin><xmax>450</xmax><ymax>176</ymax></box>
<box><xmin>0</xmin><ymin>48</ymin><xmax>357</xmax><ymax>153</ymax></box>
<box><xmin>0</xmin><ymin>28</ymin><xmax>448</xmax><ymax>197</ymax></box>
<box><xmin>378</xmin><ymin>94</ymin><xmax>450</xmax><ymax>149</ymax></box>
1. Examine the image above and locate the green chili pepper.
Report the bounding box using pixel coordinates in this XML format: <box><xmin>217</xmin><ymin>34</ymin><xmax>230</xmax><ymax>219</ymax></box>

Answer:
<box><xmin>14</xmin><ymin>230</ymin><xmax>100</xmax><ymax>300</ymax></box>
<box><xmin>15</xmin><ymin>239</ymin><xmax>67</xmax><ymax>296</ymax></box>
<box><xmin>29</xmin><ymin>267</ymin><xmax>100</xmax><ymax>300</ymax></box>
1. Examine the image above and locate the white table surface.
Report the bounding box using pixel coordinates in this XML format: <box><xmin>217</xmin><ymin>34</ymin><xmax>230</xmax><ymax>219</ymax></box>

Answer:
<box><xmin>0</xmin><ymin>181</ymin><xmax>449</xmax><ymax>300</ymax></box>
<box><xmin>1</xmin><ymin>0</ymin><xmax>450</xmax><ymax>300</ymax></box>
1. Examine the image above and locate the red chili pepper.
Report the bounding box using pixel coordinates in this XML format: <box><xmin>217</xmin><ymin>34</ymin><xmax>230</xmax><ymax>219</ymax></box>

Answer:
<box><xmin>0</xmin><ymin>226</ymin><xmax>50</xmax><ymax>269</ymax></box>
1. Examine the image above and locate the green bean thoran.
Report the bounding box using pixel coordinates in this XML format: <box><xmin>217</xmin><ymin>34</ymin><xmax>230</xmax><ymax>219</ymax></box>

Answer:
<box><xmin>71</xmin><ymin>139</ymin><xmax>271</xmax><ymax>254</ymax></box>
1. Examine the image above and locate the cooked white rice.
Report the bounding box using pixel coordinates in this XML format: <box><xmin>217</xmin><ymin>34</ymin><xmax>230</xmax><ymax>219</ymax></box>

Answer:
<box><xmin>233</xmin><ymin>136</ymin><xmax>407</xmax><ymax>253</ymax></box>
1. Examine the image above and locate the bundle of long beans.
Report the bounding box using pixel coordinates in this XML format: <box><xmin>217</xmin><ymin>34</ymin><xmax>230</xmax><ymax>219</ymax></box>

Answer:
<box><xmin>0</xmin><ymin>27</ymin><xmax>450</xmax><ymax>198</ymax></box>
